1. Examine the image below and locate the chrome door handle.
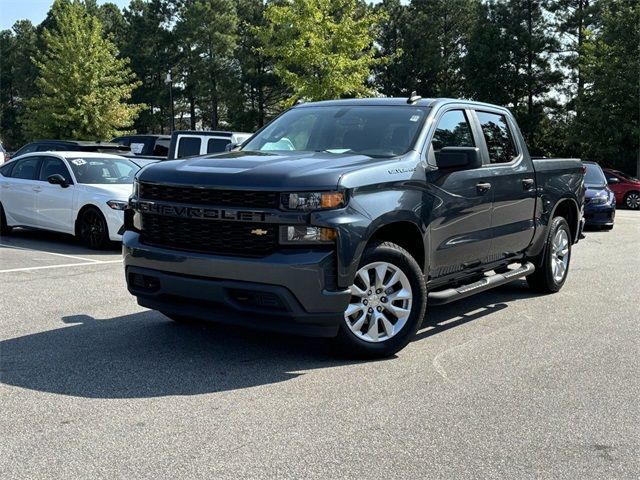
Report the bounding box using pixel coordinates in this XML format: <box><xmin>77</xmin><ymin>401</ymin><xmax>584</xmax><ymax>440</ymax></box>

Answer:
<box><xmin>522</xmin><ymin>178</ymin><xmax>535</xmax><ymax>190</ymax></box>
<box><xmin>476</xmin><ymin>182</ymin><xmax>492</xmax><ymax>192</ymax></box>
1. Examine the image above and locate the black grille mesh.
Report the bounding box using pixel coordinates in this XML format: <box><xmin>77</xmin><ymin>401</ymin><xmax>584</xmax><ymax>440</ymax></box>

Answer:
<box><xmin>139</xmin><ymin>182</ymin><xmax>279</xmax><ymax>208</ymax></box>
<box><xmin>139</xmin><ymin>213</ymin><xmax>277</xmax><ymax>257</ymax></box>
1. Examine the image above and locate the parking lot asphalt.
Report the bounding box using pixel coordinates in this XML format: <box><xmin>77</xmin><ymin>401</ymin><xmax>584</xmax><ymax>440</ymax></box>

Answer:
<box><xmin>1</xmin><ymin>211</ymin><xmax>639</xmax><ymax>480</ymax></box>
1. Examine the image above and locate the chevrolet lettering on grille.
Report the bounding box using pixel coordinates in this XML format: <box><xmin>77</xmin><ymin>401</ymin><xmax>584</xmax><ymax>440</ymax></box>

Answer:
<box><xmin>133</xmin><ymin>200</ymin><xmax>274</xmax><ymax>222</ymax></box>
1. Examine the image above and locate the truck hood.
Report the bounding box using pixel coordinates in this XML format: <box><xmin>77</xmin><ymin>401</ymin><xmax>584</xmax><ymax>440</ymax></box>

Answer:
<box><xmin>136</xmin><ymin>151</ymin><xmax>400</xmax><ymax>190</ymax></box>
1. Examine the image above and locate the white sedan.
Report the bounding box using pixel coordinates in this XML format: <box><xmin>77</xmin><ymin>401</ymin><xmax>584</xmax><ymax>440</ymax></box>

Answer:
<box><xmin>0</xmin><ymin>151</ymin><xmax>141</xmax><ymax>248</ymax></box>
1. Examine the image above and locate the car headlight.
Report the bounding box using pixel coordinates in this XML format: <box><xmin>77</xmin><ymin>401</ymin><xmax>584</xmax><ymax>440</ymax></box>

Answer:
<box><xmin>107</xmin><ymin>200</ymin><xmax>129</xmax><ymax>210</ymax></box>
<box><xmin>590</xmin><ymin>196</ymin><xmax>608</xmax><ymax>205</ymax></box>
<box><xmin>280</xmin><ymin>226</ymin><xmax>337</xmax><ymax>244</ymax></box>
<box><xmin>281</xmin><ymin>191</ymin><xmax>345</xmax><ymax>211</ymax></box>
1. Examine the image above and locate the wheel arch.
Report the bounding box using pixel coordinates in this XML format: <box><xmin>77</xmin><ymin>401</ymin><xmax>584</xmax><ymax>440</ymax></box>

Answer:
<box><xmin>366</xmin><ymin>220</ymin><xmax>426</xmax><ymax>273</ymax></box>
<box><xmin>550</xmin><ymin>197</ymin><xmax>580</xmax><ymax>243</ymax></box>
<box><xmin>74</xmin><ymin>203</ymin><xmax>106</xmax><ymax>237</ymax></box>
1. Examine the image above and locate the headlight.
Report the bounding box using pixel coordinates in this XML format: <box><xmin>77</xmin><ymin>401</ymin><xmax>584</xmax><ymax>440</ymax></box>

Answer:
<box><xmin>282</xmin><ymin>191</ymin><xmax>345</xmax><ymax>211</ymax></box>
<box><xmin>280</xmin><ymin>226</ymin><xmax>337</xmax><ymax>244</ymax></box>
<box><xmin>590</xmin><ymin>196</ymin><xmax>608</xmax><ymax>205</ymax></box>
<box><xmin>107</xmin><ymin>200</ymin><xmax>129</xmax><ymax>210</ymax></box>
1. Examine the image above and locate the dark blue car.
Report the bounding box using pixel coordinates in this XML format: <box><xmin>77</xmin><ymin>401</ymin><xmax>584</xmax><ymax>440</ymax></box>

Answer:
<box><xmin>583</xmin><ymin>161</ymin><xmax>615</xmax><ymax>230</ymax></box>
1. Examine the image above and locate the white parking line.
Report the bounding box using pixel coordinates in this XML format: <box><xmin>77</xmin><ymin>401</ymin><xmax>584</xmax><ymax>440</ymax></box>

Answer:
<box><xmin>0</xmin><ymin>260</ymin><xmax>122</xmax><ymax>274</ymax></box>
<box><xmin>0</xmin><ymin>243</ymin><xmax>104</xmax><ymax>263</ymax></box>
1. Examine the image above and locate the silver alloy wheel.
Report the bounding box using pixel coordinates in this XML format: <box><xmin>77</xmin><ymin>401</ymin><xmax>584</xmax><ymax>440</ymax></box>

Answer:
<box><xmin>344</xmin><ymin>261</ymin><xmax>413</xmax><ymax>343</ymax></box>
<box><xmin>626</xmin><ymin>192</ymin><xmax>640</xmax><ymax>209</ymax></box>
<box><xmin>551</xmin><ymin>229</ymin><xmax>570</xmax><ymax>283</ymax></box>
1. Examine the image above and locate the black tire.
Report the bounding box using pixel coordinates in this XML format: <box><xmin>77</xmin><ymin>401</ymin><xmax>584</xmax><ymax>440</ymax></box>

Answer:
<box><xmin>78</xmin><ymin>207</ymin><xmax>109</xmax><ymax>249</ymax></box>
<box><xmin>624</xmin><ymin>191</ymin><xmax>640</xmax><ymax>210</ymax></box>
<box><xmin>332</xmin><ymin>241</ymin><xmax>427</xmax><ymax>359</ymax></box>
<box><xmin>0</xmin><ymin>203</ymin><xmax>12</xmax><ymax>236</ymax></box>
<box><xmin>526</xmin><ymin>216</ymin><xmax>572</xmax><ymax>293</ymax></box>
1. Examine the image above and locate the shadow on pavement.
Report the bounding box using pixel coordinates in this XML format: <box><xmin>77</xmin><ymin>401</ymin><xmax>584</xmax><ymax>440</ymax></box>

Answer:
<box><xmin>0</xmin><ymin>281</ymin><xmax>542</xmax><ymax>399</ymax></box>
<box><xmin>0</xmin><ymin>228</ymin><xmax>121</xmax><ymax>254</ymax></box>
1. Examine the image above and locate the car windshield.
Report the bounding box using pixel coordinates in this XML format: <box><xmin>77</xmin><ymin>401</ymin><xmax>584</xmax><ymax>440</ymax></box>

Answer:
<box><xmin>242</xmin><ymin>105</ymin><xmax>430</xmax><ymax>157</ymax></box>
<box><xmin>67</xmin><ymin>157</ymin><xmax>140</xmax><ymax>184</ymax></box>
<box><xmin>584</xmin><ymin>163</ymin><xmax>607</xmax><ymax>187</ymax></box>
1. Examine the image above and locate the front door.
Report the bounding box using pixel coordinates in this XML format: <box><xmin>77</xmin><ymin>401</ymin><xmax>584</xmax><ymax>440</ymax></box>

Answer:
<box><xmin>35</xmin><ymin>156</ymin><xmax>75</xmax><ymax>233</ymax></box>
<box><xmin>426</xmin><ymin>109</ymin><xmax>494</xmax><ymax>278</ymax></box>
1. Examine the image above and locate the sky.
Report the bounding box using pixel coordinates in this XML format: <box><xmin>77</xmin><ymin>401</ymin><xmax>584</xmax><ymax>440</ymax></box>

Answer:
<box><xmin>0</xmin><ymin>0</ymin><xmax>131</xmax><ymax>30</ymax></box>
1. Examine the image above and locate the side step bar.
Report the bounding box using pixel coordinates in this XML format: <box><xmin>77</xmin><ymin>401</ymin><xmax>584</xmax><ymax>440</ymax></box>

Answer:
<box><xmin>428</xmin><ymin>262</ymin><xmax>535</xmax><ymax>306</ymax></box>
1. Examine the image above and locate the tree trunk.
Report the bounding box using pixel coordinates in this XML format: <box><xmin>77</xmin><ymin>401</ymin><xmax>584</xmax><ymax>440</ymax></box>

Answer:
<box><xmin>189</xmin><ymin>96</ymin><xmax>196</xmax><ymax>130</ymax></box>
<box><xmin>210</xmin><ymin>78</ymin><xmax>218</xmax><ymax>129</ymax></box>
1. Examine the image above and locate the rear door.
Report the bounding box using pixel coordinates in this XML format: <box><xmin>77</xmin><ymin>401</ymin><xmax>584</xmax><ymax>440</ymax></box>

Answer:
<box><xmin>35</xmin><ymin>155</ymin><xmax>75</xmax><ymax>233</ymax></box>
<box><xmin>0</xmin><ymin>156</ymin><xmax>42</xmax><ymax>226</ymax></box>
<box><xmin>472</xmin><ymin>110</ymin><xmax>536</xmax><ymax>260</ymax></box>
<box><xmin>427</xmin><ymin>108</ymin><xmax>494</xmax><ymax>277</ymax></box>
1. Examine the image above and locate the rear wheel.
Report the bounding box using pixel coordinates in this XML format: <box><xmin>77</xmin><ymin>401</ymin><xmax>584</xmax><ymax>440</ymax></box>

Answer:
<box><xmin>333</xmin><ymin>241</ymin><xmax>426</xmax><ymax>358</ymax></box>
<box><xmin>624</xmin><ymin>191</ymin><xmax>640</xmax><ymax>210</ymax></box>
<box><xmin>78</xmin><ymin>208</ymin><xmax>109</xmax><ymax>249</ymax></box>
<box><xmin>527</xmin><ymin>216</ymin><xmax>572</xmax><ymax>293</ymax></box>
<box><xmin>0</xmin><ymin>203</ymin><xmax>12</xmax><ymax>236</ymax></box>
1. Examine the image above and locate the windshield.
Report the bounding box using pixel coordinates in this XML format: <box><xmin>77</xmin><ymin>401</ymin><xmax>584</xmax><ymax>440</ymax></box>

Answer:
<box><xmin>243</xmin><ymin>105</ymin><xmax>430</xmax><ymax>157</ymax></box>
<box><xmin>584</xmin><ymin>163</ymin><xmax>607</xmax><ymax>187</ymax></box>
<box><xmin>68</xmin><ymin>157</ymin><xmax>140</xmax><ymax>184</ymax></box>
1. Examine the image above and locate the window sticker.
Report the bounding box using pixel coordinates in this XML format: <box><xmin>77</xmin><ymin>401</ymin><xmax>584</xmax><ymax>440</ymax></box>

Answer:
<box><xmin>71</xmin><ymin>159</ymin><xmax>87</xmax><ymax>166</ymax></box>
<box><xmin>410</xmin><ymin>115</ymin><xmax>420</xmax><ymax>122</ymax></box>
<box><xmin>130</xmin><ymin>143</ymin><xmax>144</xmax><ymax>154</ymax></box>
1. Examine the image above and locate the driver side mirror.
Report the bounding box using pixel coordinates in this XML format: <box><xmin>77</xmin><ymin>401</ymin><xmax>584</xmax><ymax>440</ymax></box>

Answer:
<box><xmin>47</xmin><ymin>173</ymin><xmax>69</xmax><ymax>188</ymax></box>
<box><xmin>224</xmin><ymin>142</ymin><xmax>241</xmax><ymax>152</ymax></box>
<box><xmin>435</xmin><ymin>147</ymin><xmax>482</xmax><ymax>170</ymax></box>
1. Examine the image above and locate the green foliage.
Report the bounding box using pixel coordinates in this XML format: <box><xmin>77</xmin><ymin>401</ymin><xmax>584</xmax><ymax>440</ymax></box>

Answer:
<box><xmin>578</xmin><ymin>0</ymin><xmax>639</xmax><ymax>172</ymax></box>
<box><xmin>0</xmin><ymin>21</ymin><xmax>38</xmax><ymax>148</ymax></box>
<box><xmin>21</xmin><ymin>0</ymin><xmax>144</xmax><ymax>140</ymax></box>
<box><xmin>175</xmin><ymin>0</ymin><xmax>238</xmax><ymax>129</ymax></box>
<box><xmin>259</xmin><ymin>0</ymin><xmax>384</xmax><ymax>105</ymax></box>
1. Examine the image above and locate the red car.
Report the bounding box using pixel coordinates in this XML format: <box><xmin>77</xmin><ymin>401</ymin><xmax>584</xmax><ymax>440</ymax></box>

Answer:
<box><xmin>603</xmin><ymin>168</ymin><xmax>640</xmax><ymax>210</ymax></box>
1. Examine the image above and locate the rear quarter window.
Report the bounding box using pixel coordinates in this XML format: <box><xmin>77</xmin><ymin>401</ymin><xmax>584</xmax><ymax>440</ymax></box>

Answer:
<box><xmin>177</xmin><ymin>137</ymin><xmax>201</xmax><ymax>158</ymax></box>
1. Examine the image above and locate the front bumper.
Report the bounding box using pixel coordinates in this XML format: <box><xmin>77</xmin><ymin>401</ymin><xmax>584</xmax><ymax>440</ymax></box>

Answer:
<box><xmin>123</xmin><ymin>231</ymin><xmax>351</xmax><ymax>337</ymax></box>
<box><xmin>584</xmin><ymin>204</ymin><xmax>615</xmax><ymax>226</ymax></box>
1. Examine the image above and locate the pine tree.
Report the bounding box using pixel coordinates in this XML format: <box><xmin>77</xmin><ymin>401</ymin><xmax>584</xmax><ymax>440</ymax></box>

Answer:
<box><xmin>21</xmin><ymin>0</ymin><xmax>144</xmax><ymax>140</ymax></box>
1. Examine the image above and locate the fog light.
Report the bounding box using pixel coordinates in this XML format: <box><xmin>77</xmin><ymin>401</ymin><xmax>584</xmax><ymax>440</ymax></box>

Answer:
<box><xmin>280</xmin><ymin>226</ymin><xmax>337</xmax><ymax>244</ymax></box>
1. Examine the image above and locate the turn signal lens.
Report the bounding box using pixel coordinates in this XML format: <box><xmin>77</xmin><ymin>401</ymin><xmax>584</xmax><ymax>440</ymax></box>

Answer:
<box><xmin>283</xmin><ymin>191</ymin><xmax>345</xmax><ymax>211</ymax></box>
<box><xmin>320</xmin><ymin>192</ymin><xmax>345</xmax><ymax>209</ymax></box>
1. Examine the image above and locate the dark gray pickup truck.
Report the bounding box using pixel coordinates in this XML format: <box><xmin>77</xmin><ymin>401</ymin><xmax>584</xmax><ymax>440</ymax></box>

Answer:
<box><xmin>123</xmin><ymin>97</ymin><xmax>585</xmax><ymax>357</ymax></box>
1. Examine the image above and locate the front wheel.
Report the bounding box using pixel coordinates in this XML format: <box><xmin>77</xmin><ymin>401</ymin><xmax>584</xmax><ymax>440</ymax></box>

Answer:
<box><xmin>78</xmin><ymin>208</ymin><xmax>109</xmax><ymax>249</ymax></box>
<box><xmin>333</xmin><ymin>241</ymin><xmax>427</xmax><ymax>358</ymax></box>
<box><xmin>624</xmin><ymin>191</ymin><xmax>640</xmax><ymax>210</ymax></box>
<box><xmin>527</xmin><ymin>216</ymin><xmax>572</xmax><ymax>293</ymax></box>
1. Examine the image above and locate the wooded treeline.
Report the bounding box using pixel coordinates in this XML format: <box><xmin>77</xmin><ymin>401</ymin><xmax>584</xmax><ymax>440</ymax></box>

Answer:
<box><xmin>0</xmin><ymin>0</ymin><xmax>638</xmax><ymax>172</ymax></box>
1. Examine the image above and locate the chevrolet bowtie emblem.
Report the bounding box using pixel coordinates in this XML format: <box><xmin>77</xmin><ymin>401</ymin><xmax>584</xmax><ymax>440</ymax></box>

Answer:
<box><xmin>251</xmin><ymin>229</ymin><xmax>268</xmax><ymax>236</ymax></box>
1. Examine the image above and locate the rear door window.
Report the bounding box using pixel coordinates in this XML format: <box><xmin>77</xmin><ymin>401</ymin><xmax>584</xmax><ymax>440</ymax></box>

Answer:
<box><xmin>476</xmin><ymin>111</ymin><xmax>518</xmax><ymax>164</ymax></box>
<box><xmin>207</xmin><ymin>138</ymin><xmax>231</xmax><ymax>153</ymax></box>
<box><xmin>177</xmin><ymin>137</ymin><xmax>201</xmax><ymax>158</ymax></box>
<box><xmin>11</xmin><ymin>157</ymin><xmax>41</xmax><ymax>180</ymax></box>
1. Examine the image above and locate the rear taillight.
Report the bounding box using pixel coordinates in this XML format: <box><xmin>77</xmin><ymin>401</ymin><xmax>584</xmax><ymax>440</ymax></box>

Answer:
<box><xmin>581</xmin><ymin>165</ymin><xmax>587</xmax><ymax>175</ymax></box>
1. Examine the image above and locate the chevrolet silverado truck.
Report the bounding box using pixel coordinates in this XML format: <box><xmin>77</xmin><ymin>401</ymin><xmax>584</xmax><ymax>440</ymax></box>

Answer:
<box><xmin>123</xmin><ymin>97</ymin><xmax>585</xmax><ymax>358</ymax></box>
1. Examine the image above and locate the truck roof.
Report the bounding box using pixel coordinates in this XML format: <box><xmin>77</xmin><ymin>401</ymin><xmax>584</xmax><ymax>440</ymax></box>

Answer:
<box><xmin>294</xmin><ymin>97</ymin><xmax>511</xmax><ymax>112</ymax></box>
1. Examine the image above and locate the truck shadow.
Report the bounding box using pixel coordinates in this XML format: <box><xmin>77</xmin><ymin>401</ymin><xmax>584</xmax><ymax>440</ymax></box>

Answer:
<box><xmin>0</xmin><ymin>281</ymin><xmax>541</xmax><ymax>399</ymax></box>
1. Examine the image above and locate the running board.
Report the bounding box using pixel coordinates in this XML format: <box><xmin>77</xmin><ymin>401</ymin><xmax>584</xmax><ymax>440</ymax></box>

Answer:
<box><xmin>428</xmin><ymin>262</ymin><xmax>535</xmax><ymax>305</ymax></box>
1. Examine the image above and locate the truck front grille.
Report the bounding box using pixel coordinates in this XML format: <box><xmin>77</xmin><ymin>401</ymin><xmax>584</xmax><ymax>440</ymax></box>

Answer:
<box><xmin>139</xmin><ymin>213</ymin><xmax>277</xmax><ymax>257</ymax></box>
<box><xmin>138</xmin><ymin>182</ymin><xmax>280</xmax><ymax>208</ymax></box>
